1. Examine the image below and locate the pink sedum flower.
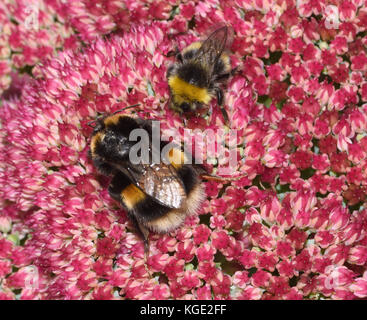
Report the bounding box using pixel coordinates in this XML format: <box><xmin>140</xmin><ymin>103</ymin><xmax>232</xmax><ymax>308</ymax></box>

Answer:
<box><xmin>350</xmin><ymin>271</ymin><xmax>367</xmax><ymax>298</ymax></box>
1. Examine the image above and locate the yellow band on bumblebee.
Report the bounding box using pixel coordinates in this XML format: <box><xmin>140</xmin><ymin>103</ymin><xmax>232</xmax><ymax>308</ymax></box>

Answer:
<box><xmin>168</xmin><ymin>75</ymin><xmax>211</xmax><ymax>104</ymax></box>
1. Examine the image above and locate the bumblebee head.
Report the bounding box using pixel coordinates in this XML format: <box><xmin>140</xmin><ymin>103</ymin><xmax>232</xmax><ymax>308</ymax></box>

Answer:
<box><xmin>90</xmin><ymin>115</ymin><xmax>139</xmax><ymax>165</ymax></box>
<box><xmin>168</xmin><ymin>73</ymin><xmax>211</xmax><ymax>114</ymax></box>
<box><xmin>170</xmin><ymin>97</ymin><xmax>204</xmax><ymax>114</ymax></box>
<box><xmin>180</xmin><ymin>102</ymin><xmax>191</xmax><ymax>113</ymax></box>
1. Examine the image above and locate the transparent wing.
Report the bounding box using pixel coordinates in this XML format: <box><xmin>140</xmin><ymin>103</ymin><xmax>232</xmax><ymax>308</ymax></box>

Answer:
<box><xmin>195</xmin><ymin>26</ymin><xmax>229</xmax><ymax>71</ymax></box>
<box><xmin>117</xmin><ymin>162</ymin><xmax>186</xmax><ymax>209</ymax></box>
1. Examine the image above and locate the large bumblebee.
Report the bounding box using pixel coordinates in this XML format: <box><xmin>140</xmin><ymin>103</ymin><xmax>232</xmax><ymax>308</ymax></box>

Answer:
<box><xmin>89</xmin><ymin>111</ymin><xmax>205</xmax><ymax>252</ymax></box>
<box><xmin>166</xmin><ymin>26</ymin><xmax>234</xmax><ymax>117</ymax></box>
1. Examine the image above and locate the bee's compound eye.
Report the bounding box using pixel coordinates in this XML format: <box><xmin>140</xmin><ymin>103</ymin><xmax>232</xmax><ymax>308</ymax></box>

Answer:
<box><xmin>180</xmin><ymin>102</ymin><xmax>190</xmax><ymax>112</ymax></box>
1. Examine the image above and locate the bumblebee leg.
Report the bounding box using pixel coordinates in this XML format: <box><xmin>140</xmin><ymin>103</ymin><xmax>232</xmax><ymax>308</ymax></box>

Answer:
<box><xmin>216</xmin><ymin>87</ymin><xmax>224</xmax><ymax>105</ymax></box>
<box><xmin>108</xmin><ymin>172</ymin><xmax>131</xmax><ymax>203</ymax></box>
<box><xmin>215</xmin><ymin>73</ymin><xmax>230</xmax><ymax>82</ymax></box>
<box><xmin>166</xmin><ymin>51</ymin><xmax>176</xmax><ymax>57</ymax></box>
<box><xmin>108</xmin><ymin>172</ymin><xmax>152</xmax><ymax>275</ymax></box>
<box><xmin>139</xmin><ymin>223</ymin><xmax>150</xmax><ymax>257</ymax></box>
<box><xmin>93</xmin><ymin>156</ymin><xmax>116</xmax><ymax>176</ymax></box>
<box><xmin>176</xmin><ymin>52</ymin><xmax>183</xmax><ymax>62</ymax></box>
<box><xmin>166</xmin><ymin>64</ymin><xmax>177</xmax><ymax>79</ymax></box>
<box><xmin>128</xmin><ymin>213</ymin><xmax>150</xmax><ymax>256</ymax></box>
<box><xmin>136</xmin><ymin>220</ymin><xmax>150</xmax><ymax>260</ymax></box>
<box><xmin>220</xmin><ymin>107</ymin><xmax>230</xmax><ymax>126</ymax></box>
<box><xmin>230</xmin><ymin>66</ymin><xmax>239</xmax><ymax>76</ymax></box>
<box><xmin>127</xmin><ymin>214</ymin><xmax>152</xmax><ymax>277</ymax></box>
<box><xmin>215</xmin><ymin>67</ymin><xmax>239</xmax><ymax>82</ymax></box>
<box><xmin>214</xmin><ymin>87</ymin><xmax>230</xmax><ymax>125</ymax></box>
<box><xmin>165</xmin><ymin>47</ymin><xmax>180</xmax><ymax>59</ymax></box>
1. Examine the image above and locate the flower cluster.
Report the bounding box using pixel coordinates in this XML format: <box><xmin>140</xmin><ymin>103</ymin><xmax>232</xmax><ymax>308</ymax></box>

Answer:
<box><xmin>1</xmin><ymin>0</ymin><xmax>367</xmax><ymax>300</ymax></box>
<box><xmin>0</xmin><ymin>0</ymin><xmax>187</xmax><ymax>97</ymax></box>
<box><xmin>0</xmin><ymin>0</ymin><xmax>80</xmax><ymax>97</ymax></box>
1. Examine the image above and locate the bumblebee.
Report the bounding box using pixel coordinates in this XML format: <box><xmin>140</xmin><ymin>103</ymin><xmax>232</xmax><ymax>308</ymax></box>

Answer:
<box><xmin>167</xmin><ymin>26</ymin><xmax>234</xmax><ymax>117</ymax></box>
<box><xmin>89</xmin><ymin>112</ymin><xmax>205</xmax><ymax>252</ymax></box>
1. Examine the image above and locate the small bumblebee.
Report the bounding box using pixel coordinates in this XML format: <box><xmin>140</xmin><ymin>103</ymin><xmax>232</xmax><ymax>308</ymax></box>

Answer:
<box><xmin>89</xmin><ymin>110</ymin><xmax>205</xmax><ymax>253</ymax></box>
<box><xmin>167</xmin><ymin>26</ymin><xmax>234</xmax><ymax>118</ymax></box>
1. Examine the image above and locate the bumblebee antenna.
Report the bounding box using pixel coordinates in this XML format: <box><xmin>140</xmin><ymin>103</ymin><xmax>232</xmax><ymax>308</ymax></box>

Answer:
<box><xmin>87</xmin><ymin>119</ymin><xmax>99</xmax><ymax>128</ymax></box>
<box><xmin>112</xmin><ymin>103</ymin><xmax>141</xmax><ymax>115</ymax></box>
<box><xmin>87</xmin><ymin>104</ymin><xmax>141</xmax><ymax>128</ymax></box>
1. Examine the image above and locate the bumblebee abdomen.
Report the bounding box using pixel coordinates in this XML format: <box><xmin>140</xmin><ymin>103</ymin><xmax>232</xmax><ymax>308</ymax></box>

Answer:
<box><xmin>181</xmin><ymin>41</ymin><xmax>202</xmax><ymax>60</ymax></box>
<box><xmin>176</xmin><ymin>165</ymin><xmax>199</xmax><ymax>194</ymax></box>
<box><xmin>121</xmin><ymin>184</ymin><xmax>147</xmax><ymax>210</ymax></box>
<box><xmin>181</xmin><ymin>40</ymin><xmax>231</xmax><ymax>77</ymax></box>
<box><xmin>123</xmin><ymin>184</ymin><xmax>190</xmax><ymax>234</ymax></box>
<box><xmin>144</xmin><ymin>208</ymin><xmax>187</xmax><ymax>234</ymax></box>
<box><xmin>166</xmin><ymin>147</ymin><xmax>202</xmax><ymax>196</ymax></box>
<box><xmin>215</xmin><ymin>53</ymin><xmax>231</xmax><ymax>77</ymax></box>
<box><xmin>143</xmin><ymin>178</ymin><xmax>205</xmax><ymax>233</ymax></box>
<box><xmin>106</xmin><ymin>146</ymin><xmax>205</xmax><ymax>236</ymax></box>
<box><xmin>182</xmin><ymin>41</ymin><xmax>202</xmax><ymax>53</ymax></box>
<box><xmin>221</xmin><ymin>53</ymin><xmax>231</xmax><ymax>72</ymax></box>
<box><xmin>175</xmin><ymin>164</ymin><xmax>206</xmax><ymax>216</ymax></box>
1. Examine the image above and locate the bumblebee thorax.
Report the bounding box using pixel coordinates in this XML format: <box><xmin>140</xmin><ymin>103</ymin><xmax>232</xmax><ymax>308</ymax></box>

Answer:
<box><xmin>176</xmin><ymin>63</ymin><xmax>208</xmax><ymax>88</ymax></box>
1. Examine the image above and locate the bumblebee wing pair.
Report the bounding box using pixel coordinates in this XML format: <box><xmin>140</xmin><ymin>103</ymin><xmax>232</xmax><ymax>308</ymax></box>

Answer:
<box><xmin>192</xmin><ymin>26</ymin><xmax>229</xmax><ymax>81</ymax></box>
<box><xmin>114</xmin><ymin>161</ymin><xmax>186</xmax><ymax>209</ymax></box>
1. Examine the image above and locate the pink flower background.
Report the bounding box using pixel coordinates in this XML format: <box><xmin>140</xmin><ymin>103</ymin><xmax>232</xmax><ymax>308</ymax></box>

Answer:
<box><xmin>1</xmin><ymin>0</ymin><xmax>367</xmax><ymax>300</ymax></box>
